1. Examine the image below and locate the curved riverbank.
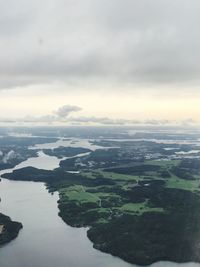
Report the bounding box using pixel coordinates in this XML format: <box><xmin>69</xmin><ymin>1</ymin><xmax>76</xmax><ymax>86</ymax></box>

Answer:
<box><xmin>0</xmin><ymin>178</ymin><xmax>133</xmax><ymax>267</ymax></box>
<box><xmin>0</xmin><ymin>142</ymin><xmax>134</xmax><ymax>267</ymax></box>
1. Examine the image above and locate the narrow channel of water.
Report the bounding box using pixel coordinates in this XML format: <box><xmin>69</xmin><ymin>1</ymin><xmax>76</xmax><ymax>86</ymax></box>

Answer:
<box><xmin>0</xmin><ymin>140</ymin><xmax>133</xmax><ymax>267</ymax></box>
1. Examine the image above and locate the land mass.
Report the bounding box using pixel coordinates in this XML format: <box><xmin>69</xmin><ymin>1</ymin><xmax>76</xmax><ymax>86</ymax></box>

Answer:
<box><xmin>2</xmin><ymin>129</ymin><xmax>200</xmax><ymax>265</ymax></box>
<box><xmin>3</xmin><ymin>155</ymin><xmax>200</xmax><ymax>265</ymax></box>
<box><xmin>0</xmin><ymin>213</ymin><xmax>22</xmax><ymax>245</ymax></box>
<box><xmin>43</xmin><ymin>146</ymin><xmax>91</xmax><ymax>158</ymax></box>
<box><xmin>0</xmin><ymin>136</ymin><xmax>58</xmax><ymax>170</ymax></box>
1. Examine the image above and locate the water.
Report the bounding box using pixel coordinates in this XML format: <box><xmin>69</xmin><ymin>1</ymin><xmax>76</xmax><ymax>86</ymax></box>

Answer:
<box><xmin>0</xmin><ymin>139</ymin><xmax>199</xmax><ymax>267</ymax></box>
<box><xmin>0</xmin><ymin>143</ymin><xmax>133</xmax><ymax>267</ymax></box>
<box><xmin>29</xmin><ymin>138</ymin><xmax>105</xmax><ymax>151</ymax></box>
<box><xmin>100</xmin><ymin>138</ymin><xmax>200</xmax><ymax>146</ymax></box>
<box><xmin>0</xmin><ymin>178</ymin><xmax>134</xmax><ymax>267</ymax></box>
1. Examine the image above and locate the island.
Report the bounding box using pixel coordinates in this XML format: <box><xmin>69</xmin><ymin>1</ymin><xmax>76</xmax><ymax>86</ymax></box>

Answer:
<box><xmin>43</xmin><ymin>146</ymin><xmax>91</xmax><ymax>159</ymax></box>
<box><xmin>0</xmin><ymin>213</ymin><xmax>22</xmax><ymax>245</ymax></box>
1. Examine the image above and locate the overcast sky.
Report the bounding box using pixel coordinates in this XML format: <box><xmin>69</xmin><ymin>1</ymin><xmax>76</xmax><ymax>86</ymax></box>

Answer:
<box><xmin>0</xmin><ymin>0</ymin><xmax>200</xmax><ymax>125</ymax></box>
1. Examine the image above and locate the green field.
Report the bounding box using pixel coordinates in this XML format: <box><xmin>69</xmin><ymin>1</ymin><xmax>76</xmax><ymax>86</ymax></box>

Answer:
<box><xmin>59</xmin><ymin>185</ymin><xmax>100</xmax><ymax>203</ymax></box>
<box><xmin>166</xmin><ymin>174</ymin><xmax>200</xmax><ymax>191</ymax></box>
<box><xmin>120</xmin><ymin>201</ymin><xmax>164</xmax><ymax>215</ymax></box>
<box><xmin>57</xmin><ymin>158</ymin><xmax>200</xmax><ymax>233</ymax></box>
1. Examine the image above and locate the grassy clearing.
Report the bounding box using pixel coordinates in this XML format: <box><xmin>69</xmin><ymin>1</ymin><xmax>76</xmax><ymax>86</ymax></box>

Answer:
<box><xmin>60</xmin><ymin>185</ymin><xmax>100</xmax><ymax>203</ymax></box>
<box><xmin>82</xmin><ymin>162</ymin><xmax>200</xmax><ymax>193</ymax></box>
<box><xmin>146</xmin><ymin>160</ymin><xmax>200</xmax><ymax>192</ymax></box>
<box><xmin>166</xmin><ymin>174</ymin><xmax>200</xmax><ymax>191</ymax></box>
<box><xmin>120</xmin><ymin>201</ymin><xmax>164</xmax><ymax>215</ymax></box>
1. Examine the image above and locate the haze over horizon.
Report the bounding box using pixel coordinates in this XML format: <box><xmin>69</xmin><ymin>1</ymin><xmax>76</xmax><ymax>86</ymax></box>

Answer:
<box><xmin>0</xmin><ymin>0</ymin><xmax>200</xmax><ymax>126</ymax></box>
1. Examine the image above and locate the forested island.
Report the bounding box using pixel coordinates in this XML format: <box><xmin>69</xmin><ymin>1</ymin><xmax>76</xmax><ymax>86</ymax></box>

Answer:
<box><xmin>0</xmin><ymin>213</ymin><xmax>22</xmax><ymax>245</ymax></box>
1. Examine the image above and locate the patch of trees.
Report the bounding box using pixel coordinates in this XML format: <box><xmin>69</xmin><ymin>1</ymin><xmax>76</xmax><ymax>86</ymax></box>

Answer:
<box><xmin>0</xmin><ymin>213</ymin><xmax>22</xmax><ymax>245</ymax></box>
<box><xmin>105</xmin><ymin>164</ymin><xmax>161</xmax><ymax>175</ymax></box>
<box><xmin>87</xmin><ymin>190</ymin><xmax>200</xmax><ymax>265</ymax></box>
<box><xmin>43</xmin><ymin>146</ymin><xmax>91</xmax><ymax>158</ymax></box>
<box><xmin>2</xmin><ymin>167</ymin><xmax>116</xmax><ymax>190</ymax></box>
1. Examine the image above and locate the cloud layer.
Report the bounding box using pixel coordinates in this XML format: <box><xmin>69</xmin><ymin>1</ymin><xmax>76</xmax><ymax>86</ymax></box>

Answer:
<box><xmin>0</xmin><ymin>104</ymin><xmax>82</xmax><ymax>123</ymax></box>
<box><xmin>1</xmin><ymin>0</ymin><xmax>200</xmax><ymax>90</ymax></box>
<box><xmin>0</xmin><ymin>104</ymin><xmax>195</xmax><ymax>126</ymax></box>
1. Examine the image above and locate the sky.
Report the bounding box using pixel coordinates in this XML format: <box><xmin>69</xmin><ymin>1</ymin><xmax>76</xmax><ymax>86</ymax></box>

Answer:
<box><xmin>0</xmin><ymin>0</ymin><xmax>200</xmax><ymax>126</ymax></box>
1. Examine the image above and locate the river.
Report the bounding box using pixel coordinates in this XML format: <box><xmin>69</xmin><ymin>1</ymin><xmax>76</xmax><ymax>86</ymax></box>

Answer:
<box><xmin>0</xmin><ymin>138</ymin><xmax>199</xmax><ymax>267</ymax></box>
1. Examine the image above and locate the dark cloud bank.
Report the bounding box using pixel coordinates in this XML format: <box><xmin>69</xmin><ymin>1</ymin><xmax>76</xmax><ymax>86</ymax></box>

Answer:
<box><xmin>0</xmin><ymin>0</ymin><xmax>200</xmax><ymax>90</ymax></box>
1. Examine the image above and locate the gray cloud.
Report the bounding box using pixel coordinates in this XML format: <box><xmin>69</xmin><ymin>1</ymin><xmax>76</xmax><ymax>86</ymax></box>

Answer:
<box><xmin>68</xmin><ymin>117</ymin><xmax>178</xmax><ymax>126</ymax></box>
<box><xmin>0</xmin><ymin>102</ymin><xmax>195</xmax><ymax>126</ymax></box>
<box><xmin>0</xmin><ymin>104</ymin><xmax>82</xmax><ymax>123</ymax></box>
<box><xmin>144</xmin><ymin>119</ymin><xmax>170</xmax><ymax>125</ymax></box>
<box><xmin>68</xmin><ymin>116</ymin><xmax>140</xmax><ymax>125</ymax></box>
<box><xmin>54</xmin><ymin>105</ymin><xmax>82</xmax><ymax>118</ymax></box>
<box><xmin>0</xmin><ymin>114</ymin><xmax>197</xmax><ymax>126</ymax></box>
<box><xmin>0</xmin><ymin>0</ymin><xmax>200</xmax><ymax>90</ymax></box>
